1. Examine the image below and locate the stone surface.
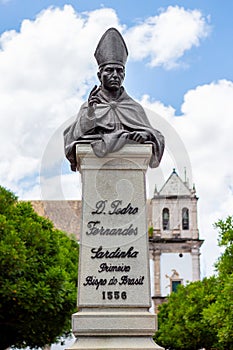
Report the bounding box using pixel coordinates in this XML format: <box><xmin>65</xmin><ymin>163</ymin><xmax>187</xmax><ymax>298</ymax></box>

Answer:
<box><xmin>77</xmin><ymin>144</ymin><xmax>151</xmax><ymax>308</ymax></box>
<box><xmin>31</xmin><ymin>200</ymin><xmax>82</xmax><ymax>236</ymax></box>
<box><xmin>69</xmin><ymin>144</ymin><xmax>163</xmax><ymax>349</ymax></box>
<box><xmin>72</xmin><ymin>310</ymin><xmax>156</xmax><ymax>336</ymax></box>
<box><xmin>68</xmin><ymin>336</ymin><xmax>163</xmax><ymax>349</ymax></box>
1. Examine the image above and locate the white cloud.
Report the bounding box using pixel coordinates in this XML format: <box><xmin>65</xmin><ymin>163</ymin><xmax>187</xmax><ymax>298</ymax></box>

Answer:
<box><xmin>125</xmin><ymin>6</ymin><xmax>210</xmax><ymax>69</ymax></box>
<box><xmin>0</xmin><ymin>4</ymin><xmax>210</xmax><ymax>199</ymax></box>
<box><xmin>142</xmin><ymin>79</ymin><xmax>233</xmax><ymax>276</ymax></box>
<box><xmin>0</xmin><ymin>4</ymin><xmax>223</xmax><ymax>276</ymax></box>
<box><xmin>0</xmin><ymin>5</ymin><xmax>121</xmax><ymax>194</ymax></box>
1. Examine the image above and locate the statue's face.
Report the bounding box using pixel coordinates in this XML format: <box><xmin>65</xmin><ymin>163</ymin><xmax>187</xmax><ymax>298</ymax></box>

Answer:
<box><xmin>98</xmin><ymin>64</ymin><xmax>125</xmax><ymax>91</ymax></box>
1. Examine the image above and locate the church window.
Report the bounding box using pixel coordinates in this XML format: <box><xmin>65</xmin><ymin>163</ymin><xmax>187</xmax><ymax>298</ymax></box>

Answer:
<box><xmin>166</xmin><ymin>270</ymin><xmax>183</xmax><ymax>294</ymax></box>
<box><xmin>172</xmin><ymin>280</ymin><xmax>182</xmax><ymax>292</ymax></box>
<box><xmin>182</xmin><ymin>208</ymin><xmax>189</xmax><ymax>230</ymax></box>
<box><xmin>162</xmin><ymin>208</ymin><xmax>170</xmax><ymax>230</ymax></box>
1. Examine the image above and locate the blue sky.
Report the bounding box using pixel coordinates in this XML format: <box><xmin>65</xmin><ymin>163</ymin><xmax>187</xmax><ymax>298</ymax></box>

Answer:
<box><xmin>0</xmin><ymin>0</ymin><xmax>232</xmax><ymax>276</ymax></box>
<box><xmin>1</xmin><ymin>0</ymin><xmax>233</xmax><ymax>111</ymax></box>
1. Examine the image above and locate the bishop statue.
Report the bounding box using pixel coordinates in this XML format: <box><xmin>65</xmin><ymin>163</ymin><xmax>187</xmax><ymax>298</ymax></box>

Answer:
<box><xmin>64</xmin><ymin>28</ymin><xmax>164</xmax><ymax>171</ymax></box>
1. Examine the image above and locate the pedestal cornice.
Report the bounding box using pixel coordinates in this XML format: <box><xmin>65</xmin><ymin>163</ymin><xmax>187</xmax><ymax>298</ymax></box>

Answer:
<box><xmin>76</xmin><ymin>144</ymin><xmax>152</xmax><ymax>171</ymax></box>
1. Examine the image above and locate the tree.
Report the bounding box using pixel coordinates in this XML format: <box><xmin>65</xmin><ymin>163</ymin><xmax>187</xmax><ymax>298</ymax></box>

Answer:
<box><xmin>154</xmin><ymin>216</ymin><xmax>233</xmax><ymax>350</ymax></box>
<box><xmin>0</xmin><ymin>186</ymin><xmax>79</xmax><ymax>350</ymax></box>
<box><xmin>214</xmin><ymin>216</ymin><xmax>233</xmax><ymax>276</ymax></box>
<box><xmin>154</xmin><ymin>277</ymin><xmax>218</xmax><ymax>350</ymax></box>
<box><xmin>203</xmin><ymin>216</ymin><xmax>233</xmax><ymax>349</ymax></box>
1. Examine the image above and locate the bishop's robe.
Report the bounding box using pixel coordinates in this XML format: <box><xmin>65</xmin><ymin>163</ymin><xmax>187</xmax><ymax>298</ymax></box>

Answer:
<box><xmin>64</xmin><ymin>88</ymin><xmax>164</xmax><ymax>171</ymax></box>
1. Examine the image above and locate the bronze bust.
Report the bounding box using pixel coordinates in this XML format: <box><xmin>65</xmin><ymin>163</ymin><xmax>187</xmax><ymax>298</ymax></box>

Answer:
<box><xmin>64</xmin><ymin>28</ymin><xmax>164</xmax><ymax>171</ymax></box>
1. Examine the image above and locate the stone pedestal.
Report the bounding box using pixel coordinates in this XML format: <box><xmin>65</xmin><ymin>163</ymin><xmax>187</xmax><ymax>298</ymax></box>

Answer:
<box><xmin>68</xmin><ymin>144</ymin><xmax>163</xmax><ymax>350</ymax></box>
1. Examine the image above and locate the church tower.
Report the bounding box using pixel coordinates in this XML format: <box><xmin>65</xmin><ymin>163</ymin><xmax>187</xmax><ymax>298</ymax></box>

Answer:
<box><xmin>149</xmin><ymin>169</ymin><xmax>203</xmax><ymax>312</ymax></box>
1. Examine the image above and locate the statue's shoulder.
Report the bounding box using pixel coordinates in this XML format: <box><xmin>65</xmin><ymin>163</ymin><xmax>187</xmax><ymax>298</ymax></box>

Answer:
<box><xmin>122</xmin><ymin>89</ymin><xmax>145</xmax><ymax>111</ymax></box>
<box><xmin>80</xmin><ymin>101</ymin><xmax>88</xmax><ymax>109</ymax></box>
<box><xmin>76</xmin><ymin>101</ymin><xmax>88</xmax><ymax>120</ymax></box>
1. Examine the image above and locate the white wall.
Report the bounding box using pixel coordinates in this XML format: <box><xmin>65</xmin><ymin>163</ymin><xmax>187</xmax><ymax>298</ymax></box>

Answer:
<box><xmin>160</xmin><ymin>252</ymin><xmax>192</xmax><ymax>296</ymax></box>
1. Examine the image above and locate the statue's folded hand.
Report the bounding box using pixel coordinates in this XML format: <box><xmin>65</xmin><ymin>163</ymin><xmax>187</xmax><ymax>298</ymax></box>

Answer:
<box><xmin>129</xmin><ymin>131</ymin><xmax>149</xmax><ymax>143</ymax></box>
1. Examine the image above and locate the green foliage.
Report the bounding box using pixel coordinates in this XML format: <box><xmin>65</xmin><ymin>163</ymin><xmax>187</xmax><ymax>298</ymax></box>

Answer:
<box><xmin>203</xmin><ymin>216</ymin><xmax>233</xmax><ymax>349</ymax></box>
<box><xmin>155</xmin><ymin>277</ymin><xmax>218</xmax><ymax>350</ymax></box>
<box><xmin>155</xmin><ymin>216</ymin><xmax>233</xmax><ymax>350</ymax></box>
<box><xmin>214</xmin><ymin>216</ymin><xmax>233</xmax><ymax>276</ymax></box>
<box><xmin>148</xmin><ymin>226</ymin><xmax>154</xmax><ymax>238</ymax></box>
<box><xmin>203</xmin><ymin>274</ymin><xmax>233</xmax><ymax>350</ymax></box>
<box><xmin>0</xmin><ymin>186</ymin><xmax>79</xmax><ymax>350</ymax></box>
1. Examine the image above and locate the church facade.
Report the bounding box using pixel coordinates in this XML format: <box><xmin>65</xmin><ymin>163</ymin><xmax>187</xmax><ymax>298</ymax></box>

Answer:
<box><xmin>149</xmin><ymin>169</ymin><xmax>203</xmax><ymax>312</ymax></box>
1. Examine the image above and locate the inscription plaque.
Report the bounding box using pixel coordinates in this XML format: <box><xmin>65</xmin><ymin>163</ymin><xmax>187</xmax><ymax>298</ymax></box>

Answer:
<box><xmin>79</xmin><ymin>198</ymin><xmax>150</xmax><ymax>307</ymax></box>
<box><xmin>78</xmin><ymin>160</ymin><xmax>151</xmax><ymax>307</ymax></box>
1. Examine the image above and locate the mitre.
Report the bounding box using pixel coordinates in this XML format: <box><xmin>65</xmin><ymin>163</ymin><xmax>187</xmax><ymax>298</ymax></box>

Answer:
<box><xmin>94</xmin><ymin>27</ymin><xmax>128</xmax><ymax>68</ymax></box>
